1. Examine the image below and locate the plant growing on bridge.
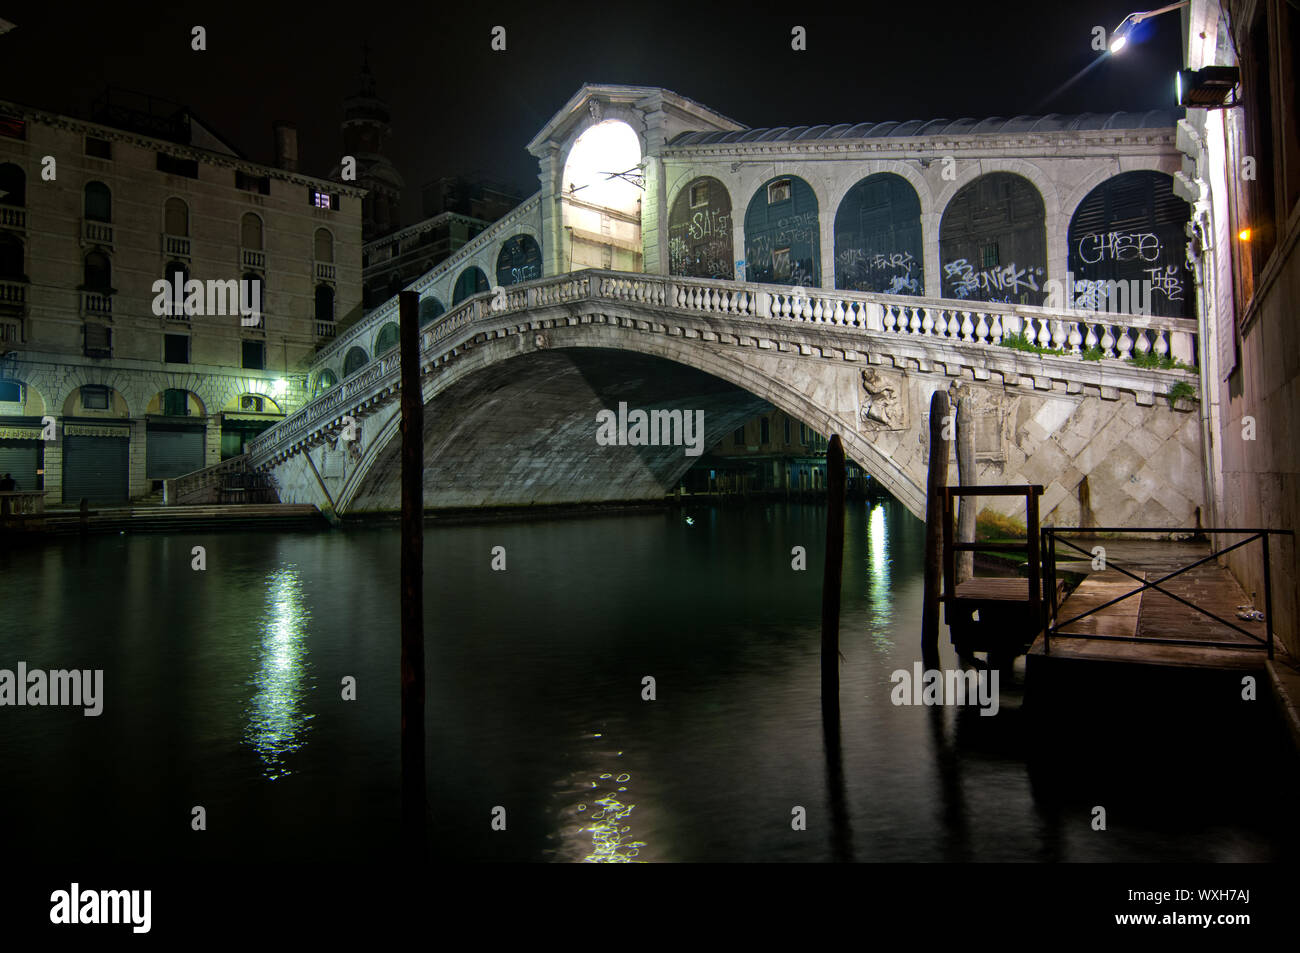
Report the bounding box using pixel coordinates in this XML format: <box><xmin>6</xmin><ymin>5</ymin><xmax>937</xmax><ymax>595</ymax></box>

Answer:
<box><xmin>1127</xmin><ymin>350</ymin><xmax>1196</xmax><ymax>372</ymax></box>
<box><xmin>998</xmin><ymin>331</ymin><xmax>1065</xmax><ymax>356</ymax></box>
<box><xmin>1166</xmin><ymin>380</ymin><xmax>1197</xmax><ymax>408</ymax></box>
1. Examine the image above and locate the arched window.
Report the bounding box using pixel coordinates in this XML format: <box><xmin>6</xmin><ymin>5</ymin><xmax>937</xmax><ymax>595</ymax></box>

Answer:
<box><xmin>375</xmin><ymin>322</ymin><xmax>399</xmax><ymax>355</ymax></box>
<box><xmin>313</xmin><ymin>368</ymin><xmax>338</xmax><ymax>397</ymax></box>
<box><xmin>1067</xmin><ymin>170</ymin><xmax>1191</xmax><ymax>318</ymax></box>
<box><xmin>452</xmin><ymin>266</ymin><xmax>488</xmax><ymax>305</ymax></box>
<box><xmin>0</xmin><ymin>233</ymin><xmax>23</xmax><ymax>280</ymax></box>
<box><xmin>744</xmin><ymin>176</ymin><xmax>820</xmax><ymax>286</ymax></box>
<box><xmin>668</xmin><ymin>177</ymin><xmax>734</xmax><ymax>279</ymax></box>
<box><xmin>241</xmin><ymin>212</ymin><xmax>263</xmax><ymax>250</ymax></box>
<box><xmin>84</xmin><ymin>251</ymin><xmax>111</xmax><ymax>290</ymax></box>
<box><xmin>418</xmin><ymin>296</ymin><xmax>445</xmax><ymax>326</ymax></box>
<box><xmin>939</xmin><ymin>172</ymin><xmax>1046</xmax><ymax>305</ymax></box>
<box><xmin>84</xmin><ymin>181</ymin><xmax>112</xmax><ymax>222</ymax></box>
<box><xmin>314</xmin><ymin>228</ymin><xmax>333</xmax><ymax>263</ymax></box>
<box><xmin>314</xmin><ymin>284</ymin><xmax>334</xmax><ymax>323</ymax></box>
<box><xmin>495</xmin><ymin>235</ymin><xmax>542</xmax><ymax>286</ymax></box>
<box><xmin>0</xmin><ymin>163</ymin><xmax>25</xmax><ymax>207</ymax></box>
<box><xmin>343</xmin><ymin>346</ymin><xmax>368</xmax><ymax>378</ymax></box>
<box><xmin>833</xmin><ymin>174</ymin><xmax>923</xmax><ymax>295</ymax></box>
<box><xmin>164</xmin><ymin>197</ymin><xmax>188</xmax><ymax>236</ymax></box>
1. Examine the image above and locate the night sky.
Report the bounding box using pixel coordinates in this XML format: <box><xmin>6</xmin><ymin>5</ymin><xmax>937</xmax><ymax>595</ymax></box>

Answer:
<box><xmin>0</xmin><ymin>1</ymin><xmax>1186</xmax><ymax>224</ymax></box>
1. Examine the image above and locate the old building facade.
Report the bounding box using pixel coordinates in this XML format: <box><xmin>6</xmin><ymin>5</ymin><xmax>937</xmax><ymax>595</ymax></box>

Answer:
<box><xmin>0</xmin><ymin>98</ymin><xmax>364</xmax><ymax>503</ymax></box>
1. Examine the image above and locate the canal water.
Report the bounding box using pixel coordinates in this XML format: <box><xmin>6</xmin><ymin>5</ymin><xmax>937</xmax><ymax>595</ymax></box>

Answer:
<box><xmin>1</xmin><ymin>501</ymin><xmax>1295</xmax><ymax>863</ymax></box>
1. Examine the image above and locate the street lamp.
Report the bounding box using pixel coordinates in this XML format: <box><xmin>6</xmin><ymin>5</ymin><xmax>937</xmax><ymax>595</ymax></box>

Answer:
<box><xmin>1108</xmin><ymin>1</ymin><xmax>1189</xmax><ymax>54</ymax></box>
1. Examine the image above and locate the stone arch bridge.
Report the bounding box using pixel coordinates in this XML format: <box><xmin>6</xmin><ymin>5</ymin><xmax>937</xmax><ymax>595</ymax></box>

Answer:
<box><xmin>249</xmin><ymin>270</ymin><xmax>1205</xmax><ymax>529</ymax></box>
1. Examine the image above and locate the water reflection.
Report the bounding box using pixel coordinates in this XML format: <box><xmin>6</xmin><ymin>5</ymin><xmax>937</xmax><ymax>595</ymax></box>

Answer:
<box><xmin>552</xmin><ymin>732</ymin><xmax>648</xmax><ymax>863</ymax></box>
<box><xmin>866</xmin><ymin>503</ymin><xmax>894</xmax><ymax>648</ymax></box>
<box><xmin>243</xmin><ymin>565</ymin><xmax>314</xmax><ymax>779</ymax></box>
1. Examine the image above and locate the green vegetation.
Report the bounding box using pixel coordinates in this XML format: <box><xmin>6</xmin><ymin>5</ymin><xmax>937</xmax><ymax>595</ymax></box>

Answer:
<box><xmin>1080</xmin><ymin>346</ymin><xmax>1105</xmax><ymax>361</ymax></box>
<box><xmin>1126</xmin><ymin>350</ymin><xmax>1196</xmax><ymax>372</ymax></box>
<box><xmin>998</xmin><ymin>331</ymin><xmax>1065</xmax><ymax>356</ymax></box>
<box><xmin>1166</xmin><ymin>379</ymin><xmax>1197</xmax><ymax>408</ymax></box>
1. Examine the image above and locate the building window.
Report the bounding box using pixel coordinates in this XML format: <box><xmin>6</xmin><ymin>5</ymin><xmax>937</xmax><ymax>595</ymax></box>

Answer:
<box><xmin>157</xmin><ymin>152</ymin><xmax>199</xmax><ymax>178</ymax></box>
<box><xmin>164</xmin><ymin>333</ymin><xmax>189</xmax><ymax>364</ymax></box>
<box><xmin>163</xmin><ymin>388</ymin><xmax>189</xmax><ymax>416</ymax></box>
<box><xmin>784</xmin><ymin>417</ymin><xmax>791</xmax><ymax>444</ymax></box>
<box><xmin>84</xmin><ymin>182</ymin><xmax>112</xmax><ymax>222</ymax></box>
<box><xmin>768</xmin><ymin>179</ymin><xmax>792</xmax><ymax>204</ymax></box>
<box><xmin>83</xmin><ymin>325</ymin><xmax>111</xmax><ymax>358</ymax></box>
<box><xmin>0</xmin><ymin>163</ymin><xmax>25</xmax><ymax>206</ymax></box>
<box><xmin>980</xmin><ymin>242</ymin><xmax>1000</xmax><ymax>268</ymax></box>
<box><xmin>314</xmin><ymin>228</ymin><xmax>334</xmax><ymax>262</ymax></box>
<box><xmin>164</xmin><ymin>197</ymin><xmax>188</xmax><ymax>236</ymax></box>
<box><xmin>239</xmin><ymin>395</ymin><xmax>264</xmax><ymax>412</ymax></box>
<box><xmin>734</xmin><ymin>426</ymin><xmax>745</xmax><ymax>446</ymax></box>
<box><xmin>241</xmin><ymin>212</ymin><xmax>263</xmax><ymax>250</ymax></box>
<box><xmin>83</xmin><ymin>251</ymin><xmax>111</xmax><ymax>290</ymax></box>
<box><xmin>81</xmin><ymin>385</ymin><xmax>110</xmax><ymax>409</ymax></box>
<box><xmin>0</xmin><ymin>380</ymin><xmax>23</xmax><ymax>404</ymax></box>
<box><xmin>163</xmin><ymin>261</ymin><xmax>188</xmax><ymax>314</ymax></box>
<box><xmin>760</xmin><ymin>417</ymin><xmax>770</xmax><ymax>445</ymax></box>
<box><xmin>690</xmin><ymin>182</ymin><xmax>709</xmax><ymax>207</ymax></box>
<box><xmin>85</xmin><ymin>136</ymin><xmax>112</xmax><ymax>159</ymax></box>
<box><xmin>800</xmin><ymin>423</ymin><xmax>807</xmax><ymax>445</ymax></box>
<box><xmin>0</xmin><ymin>233</ymin><xmax>23</xmax><ymax>280</ymax></box>
<box><xmin>314</xmin><ymin>284</ymin><xmax>334</xmax><ymax>323</ymax></box>
<box><xmin>241</xmin><ymin>340</ymin><xmax>265</xmax><ymax>370</ymax></box>
<box><xmin>235</xmin><ymin>170</ymin><xmax>271</xmax><ymax>195</ymax></box>
<box><xmin>310</xmin><ymin>188</ymin><xmax>339</xmax><ymax>210</ymax></box>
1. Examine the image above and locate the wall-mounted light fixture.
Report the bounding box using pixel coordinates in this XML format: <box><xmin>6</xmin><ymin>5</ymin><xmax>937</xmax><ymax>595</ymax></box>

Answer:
<box><xmin>1177</xmin><ymin>66</ymin><xmax>1241</xmax><ymax>108</ymax></box>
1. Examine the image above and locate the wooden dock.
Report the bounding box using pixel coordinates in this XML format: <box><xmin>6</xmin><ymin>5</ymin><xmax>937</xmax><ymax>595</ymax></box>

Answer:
<box><xmin>25</xmin><ymin>503</ymin><xmax>326</xmax><ymax>535</ymax></box>
<box><xmin>1028</xmin><ymin>565</ymin><xmax>1270</xmax><ymax>671</ymax></box>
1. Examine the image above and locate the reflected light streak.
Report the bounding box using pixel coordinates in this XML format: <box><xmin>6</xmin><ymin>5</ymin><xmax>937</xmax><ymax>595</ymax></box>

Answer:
<box><xmin>242</xmin><ymin>565</ymin><xmax>314</xmax><ymax>780</ymax></box>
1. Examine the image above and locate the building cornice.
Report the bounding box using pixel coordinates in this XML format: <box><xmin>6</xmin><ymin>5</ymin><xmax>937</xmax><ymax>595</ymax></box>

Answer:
<box><xmin>0</xmin><ymin>99</ymin><xmax>369</xmax><ymax>199</ymax></box>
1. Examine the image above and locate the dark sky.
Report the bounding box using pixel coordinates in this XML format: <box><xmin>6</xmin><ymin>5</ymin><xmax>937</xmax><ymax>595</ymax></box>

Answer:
<box><xmin>0</xmin><ymin>1</ymin><xmax>1187</xmax><ymax>225</ymax></box>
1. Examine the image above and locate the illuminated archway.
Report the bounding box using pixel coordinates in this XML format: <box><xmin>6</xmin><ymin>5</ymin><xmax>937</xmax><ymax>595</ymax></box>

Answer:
<box><xmin>561</xmin><ymin>120</ymin><xmax>643</xmax><ymax>272</ymax></box>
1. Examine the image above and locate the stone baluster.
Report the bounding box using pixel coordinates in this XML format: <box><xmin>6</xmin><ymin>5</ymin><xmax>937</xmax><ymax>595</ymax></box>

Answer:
<box><xmin>882</xmin><ymin>306</ymin><xmax>896</xmax><ymax>334</ymax></box>
<box><xmin>922</xmin><ymin>309</ymin><xmax>934</xmax><ymax>336</ymax></box>
<box><xmin>989</xmin><ymin>313</ymin><xmax>1003</xmax><ymax>344</ymax></box>
<box><xmin>1051</xmin><ymin>319</ymin><xmax>1067</xmax><ymax>351</ymax></box>
<box><xmin>1115</xmin><ymin>325</ymin><xmax>1133</xmax><ymax>361</ymax></box>
<box><xmin>1067</xmin><ymin>320</ymin><xmax>1082</xmax><ymax>354</ymax></box>
<box><xmin>961</xmin><ymin>311</ymin><xmax>975</xmax><ymax>342</ymax></box>
<box><xmin>974</xmin><ymin>312</ymin><xmax>989</xmax><ymax>344</ymax></box>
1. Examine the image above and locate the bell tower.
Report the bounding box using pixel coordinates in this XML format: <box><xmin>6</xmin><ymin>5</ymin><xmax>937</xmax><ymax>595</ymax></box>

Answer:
<box><xmin>337</xmin><ymin>44</ymin><xmax>405</xmax><ymax>241</ymax></box>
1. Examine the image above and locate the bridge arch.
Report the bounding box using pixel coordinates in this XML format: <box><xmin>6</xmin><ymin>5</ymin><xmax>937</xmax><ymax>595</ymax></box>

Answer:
<box><xmin>452</xmin><ymin>266</ymin><xmax>489</xmax><ymax>304</ymax></box>
<box><xmin>938</xmin><ymin>171</ymin><xmax>1048</xmax><ymax>306</ymax></box>
<box><xmin>343</xmin><ymin>346</ymin><xmax>369</xmax><ymax>378</ymax></box>
<box><xmin>1065</xmin><ymin>169</ymin><xmax>1192</xmax><ymax>318</ymax></box>
<box><xmin>667</xmin><ymin>175</ymin><xmax>734</xmax><ymax>280</ymax></box>
<box><xmin>744</xmin><ymin>174</ymin><xmax>821</xmax><ymax>287</ymax></box>
<box><xmin>374</xmin><ymin>322</ymin><xmax>400</xmax><ymax>356</ymax></box>
<box><xmin>419</xmin><ymin>296</ymin><xmax>445</xmax><ymax>326</ymax></box>
<box><xmin>833</xmin><ymin>172</ymin><xmax>924</xmax><ymax>295</ymax></box>
<box><xmin>496</xmin><ymin>234</ymin><xmax>542</xmax><ymax>286</ymax></box>
<box><xmin>311</xmin><ymin>368</ymin><xmax>338</xmax><ymax>398</ymax></box>
<box><xmin>329</xmin><ymin>332</ymin><xmax>927</xmax><ymax>520</ymax></box>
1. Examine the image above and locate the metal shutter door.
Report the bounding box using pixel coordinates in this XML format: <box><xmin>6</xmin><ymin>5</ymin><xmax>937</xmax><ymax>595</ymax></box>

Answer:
<box><xmin>0</xmin><ymin>440</ymin><xmax>40</xmax><ymax>491</ymax></box>
<box><xmin>62</xmin><ymin>435</ymin><xmax>129</xmax><ymax>504</ymax></box>
<box><xmin>146</xmin><ymin>427</ymin><xmax>204</xmax><ymax>479</ymax></box>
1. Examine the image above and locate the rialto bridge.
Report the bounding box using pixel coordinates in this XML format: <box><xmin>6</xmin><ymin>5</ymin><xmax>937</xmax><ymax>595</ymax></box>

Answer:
<box><xmin>242</xmin><ymin>84</ymin><xmax>1209</xmax><ymax>527</ymax></box>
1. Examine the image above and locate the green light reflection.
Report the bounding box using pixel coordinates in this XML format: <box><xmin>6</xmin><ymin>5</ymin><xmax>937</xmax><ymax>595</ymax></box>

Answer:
<box><xmin>242</xmin><ymin>565</ymin><xmax>314</xmax><ymax>780</ymax></box>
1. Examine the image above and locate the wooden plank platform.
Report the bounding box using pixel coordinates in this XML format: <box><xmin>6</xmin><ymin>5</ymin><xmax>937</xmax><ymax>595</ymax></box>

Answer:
<box><xmin>1028</xmin><ymin>558</ymin><xmax>1271</xmax><ymax>672</ymax></box>
<box><xmin>953</xmin><ymin>577</ymin><xmax>1033</xmax><ymax>601</ymax></box>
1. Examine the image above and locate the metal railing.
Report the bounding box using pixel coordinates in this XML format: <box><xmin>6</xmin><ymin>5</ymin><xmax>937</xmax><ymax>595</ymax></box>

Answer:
<box><xmin>1041</xmin><ymin>527</ymin><xmax>1295</xmax><ymax>659</ymax></box>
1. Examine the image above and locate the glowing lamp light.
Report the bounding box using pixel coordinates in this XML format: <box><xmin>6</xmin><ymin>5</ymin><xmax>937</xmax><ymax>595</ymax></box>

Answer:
<box><xmin>1108</xmin><ymin>2</ymin><xmax>1189</xmax><ymax>55</ymax></box>
<box><xmin>1238</xmin><ymin>228</ymin><xmax>1252</xmax><ymax>242</ymax></box>
<box><xmin>270</xmin><ymin>378</ymin><xmax>288</xmax><ymax>398</ymax></box>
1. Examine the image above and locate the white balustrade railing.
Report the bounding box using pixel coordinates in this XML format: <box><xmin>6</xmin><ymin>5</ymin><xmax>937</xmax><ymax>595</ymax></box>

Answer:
<box><xmin>250</xmin><ymin>270</ymin><xmax>1199</xmax><ymax>463</ymax></box>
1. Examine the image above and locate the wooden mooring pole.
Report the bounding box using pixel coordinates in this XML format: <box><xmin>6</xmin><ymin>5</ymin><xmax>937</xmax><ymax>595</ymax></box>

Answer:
<box><xmin>921</xmin><ymin>391</ymin><xmax>951</xmax><ymax>670</ymax></box>
<box><xmin>822</xmin><ymin>434</ymin><xmax>846</xmax><ymax>711</ymax></box>
<box><xmin>398</xmin><ymin>290</ymin><xmax>426</xmax><ymax>845</ymax></box>
<box><xmin>954</xmin><ymin>387</ymin><xmax>976</xmax><ymax>585</ymax></box>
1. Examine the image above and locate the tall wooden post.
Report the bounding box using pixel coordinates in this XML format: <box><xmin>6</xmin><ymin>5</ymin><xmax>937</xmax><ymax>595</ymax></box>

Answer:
<box><xmin>921</xmin><ymin>391</ymin><xmax>951</xmax><ymax>670</ymax></box>
<box><xmin>398</xmin><ymin>290</ymin><xmax>426</xmax><ymax>845</ymax></box>
<box><xmin>822</xmin><ymin>434</ymin><xmax>846</xmax><ymax>712</ymax></box>
<box><xmin>954</xmin><ymin>388</ymin><xmax>976</xmax><ymax>585</ymax></box>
